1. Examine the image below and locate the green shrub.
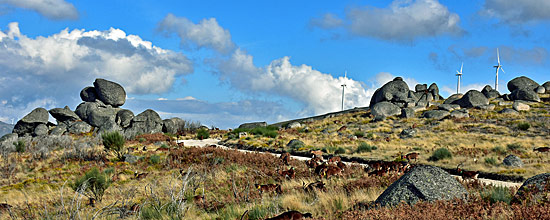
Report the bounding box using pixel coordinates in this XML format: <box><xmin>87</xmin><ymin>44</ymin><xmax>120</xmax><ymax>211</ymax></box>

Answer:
<box><xmin>485</xmin><ymin>157</ymin><xmax>497</xmax><ymax>165</ymax></box>
<box><xmin>138</xmin><ymin>137</ymin><xmax>146</xmax><ymax>143</ymax></box>
<box><xmin>335</xmin><ymin>147</ymin><xmax>346</xmax><ymax>154</ymax></box>
<box><xmin>492</xmin><ymin>146</ymin><xmax>507</xmax><ymax>155</ymax></box>
<box><xmin>484</xmin><ymin>186</ymin><xmax>512</xmax><ymax>204</ymax></box>
<box><xmin>428</xmin><ymin>148</ymin><xmax>452</xmax><ymax>161</ymax></box>
<box><xmin>14</xmin><ymin>140</ymin><xmax>25</xmax><ymax>153</ymax></box>
<box><xmin>517</xmin><ymin>122</ymin><xmax>530</xmax><ymax>131</ymax></box>
<box><xmin>356</xmin><ymin>142</ymin><xmax>377</xmax><ymax>153</ymax></box>
<box><xmin>196</xmin><ymin>128</ymin><xmax>210</xmax><ymax>140</ymax></box>
<box><xmin>102</xmin><ymin>131</ymin><xmax>125</xmax><ymax>160</ymax></box>
<box><xmin>507</xmin><ymin>143</ymin><xmax>522</xmax><ymax>151</ymax></box>
<box><xmin>71</xmin><ymin>167</ymin><xmax>111</xmax><ymax>202</ymax></box>
<box><xmin>354</xmin><ymin>131</ymin><xmax>365</xmax><ymax>138</ymax></box>
<box><xmin>232</xmin><ymin>126</ymin><xmax>278</xmax><ymax>138</ymax></box>
<box><xmin>149</xmin><ymin>155</ymin><xmax>161</xmax><ymax>164</ymax></box>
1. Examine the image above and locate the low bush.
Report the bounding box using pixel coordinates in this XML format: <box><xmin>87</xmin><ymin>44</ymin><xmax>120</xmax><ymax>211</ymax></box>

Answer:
<box><xmin>507</xmin><ymin>143</ymin><xmax>522</xmax><ymax>151</ymax></box>
<box><xmin>231</xmin><ymin>126</ymin><xmax>278</xmax><ymax>138</ymax></box>
<box><xmin>356</xmin><ymin>142</ymin><xmax>377</xmax><ymax>153</ymax></box>
<box><xmin>335</xmin><ymin>147</ymin><xmax>346</xmax><ymax>154</ymax></box>
<box><xmin>71</xmin><ymin>167</ymin><xmax>112</xmax><ymax>202</ymax></box>
<box><xmin>492</xmin><ymin>146</ymin><xmax>507</xmax><ymax>155</ymax></box>
<box><xmin>150</xmin><ymin>155</ymin><xmax>161</xmax><ymax>164</ymax></box>
<box><xmin>485</xmin><ymin>157</ymin><xmax>497</xmax><ymax>165</ymax></box>
<box><xmin>196</xmin><ymin>128</ymin><xmax>210</xmax><ymax>140</ymax></box>
<box><xmin>354</xmin><ymin>131</ymin><xmax>365</xmax><ymax>138</ymax></box>
<box><xmin>14</xmin><ymin>140</ymin><xmax>25</xmax><ymax>153</ymax></box>
<box><xmin>517</xmin><ymin>122</ymin><xmax>530</xmax><ymax>131</ymax></box>
<box><xmin>483</xmin><ymin>186</ymin><xmax>513</xmax><ymax>204</ymax></box>
<box><xmin>428</xmin><ymin>148</ymin><xmax>452</xmax><ymax>161</ymax></box>
<box><xmin>102</xmin><ymin>131</ymin><xmax>125</xmax><ymax>160</ymax></box>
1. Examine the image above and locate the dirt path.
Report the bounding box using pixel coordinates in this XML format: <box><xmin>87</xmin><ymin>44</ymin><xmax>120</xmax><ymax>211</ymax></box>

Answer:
<box><xmin>178</xmin><ymin>139</ymin><xmax>522</xmax><ymax>188</ymax></box>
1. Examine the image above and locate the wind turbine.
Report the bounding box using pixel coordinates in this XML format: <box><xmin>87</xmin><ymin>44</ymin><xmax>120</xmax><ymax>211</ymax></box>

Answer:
<box><xmin>456</xmin><ymin>62</ymin><xmax>463</xmax><ymax>94</ymax></box>
<box><xmin>341</xmin><ymin>71</ymin><xmax>347</xmax><ymax>111</ymax></box>
<box><xmin>493</xmin><ymin>48</ymin><xmax>505</xmax><ymax>91</ymax></box>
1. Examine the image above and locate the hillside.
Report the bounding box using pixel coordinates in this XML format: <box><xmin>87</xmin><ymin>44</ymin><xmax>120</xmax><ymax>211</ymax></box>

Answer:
<box><xmin>0</xmin><ymin>121</ymin><xmax>14</xmax><ymax>137</ymax></box>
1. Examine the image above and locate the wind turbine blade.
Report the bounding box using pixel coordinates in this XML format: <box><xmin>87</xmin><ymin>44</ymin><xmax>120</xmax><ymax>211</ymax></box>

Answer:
<box><xmin>500</xmin><ymin>67</ymin><xmax>505</xmax><ymax>74</ymax></box>
<box><xmin>497</xmin><ymin>48</ymin><xmax>500</xmax><ymax>64</ymax></box>
<box><xmin>460</xmin><ymin>62</ymin><xmax>463</xmax><ymax>73</ymax></box>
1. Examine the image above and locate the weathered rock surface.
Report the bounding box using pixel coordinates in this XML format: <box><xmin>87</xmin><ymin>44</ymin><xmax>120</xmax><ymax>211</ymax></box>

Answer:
<box><xmin>438</xmin><ymin>104</ymin><xmax>460</xmax><ymax>112</ymax></box>
<box><xmin>163</xmin><ymin>118</ymin><xmax>183</xmax><ymax>134</ymax></box>
<box><xmin>124</xmin><ymin>109</ymin><xmax>163</xmax><ymax>139</ymax></box>
<box><xmin>401</xmin><ymin>108</ymin><xmax>415</xmax><ymax>119</ymax></box>
<box><xmin>536</xmin><ymin>86</ymin><xmax>546</xmax><ymax>94</ymax></box>
<box><xmin>415</xmin><ymin>84</ymin><xmax>427</xmax><ymax>92</ymax></box>
<box><xmin>49</xmin><ymin>106</ymin><xmax>80</xmax><ymax>124</ymax></box>
<box><xmin>499</xmin><ymin>108</ymin><xmax>519</xmax><ymax>115</ymax></box>
<box><xmin>50</xmin><ymin>124</ymin><xmax>67</xmax><ymax>136</ymax></box>
<box><xmin>400</xmin><ymin>128</ymin><xmax>416</xmax><ymax>138</ymax></box>
<box><xmin>422</xmin><ymin>110</ymin><xmax>450</xmax><ymax>120</ymax></box>
<box><xmin>13</xmin><ymin>108</ymin><xmax>49</xmax><ymax>136</ymax></box>
<box><xmin>88</xmin><ymin>106</ymin><xmax>117</xmax><ymax>128</ymax></box>
<box><xmin>239</xmin><ymin>122</ymin><xmax>267</xmax><ymax>129</ymax></box>
<box><xmin>371</xmin><ymin>102</ymin><xmax>401</xmax><ymax>118</ymax></box>
<box><xmin>481</xmin><ymin>85</ymin><xmax>500</xmax><ymax>99</ymax></box>
<box><xmin>515</xmin><ymin>173</ymin><xmax>550</xmax><ymax>203</ymax></box>
<box><xmin>370</xmin><ymin>77</ymin><xmax>410</xmax><ymax>106</ymax></box>
<box><xmin>507</xmin><ymin>76</ymin><xmax>540</xmax><ymax>92</ymax></box>
<box><xmin>287</xmin><ymin>122</ymin><xmax>302</xmax><ymax>129</ymax></box>
<box><xmin>93</xmin><ymin>78</ymin><xmax>126</xmax><ymax>107</ymax></box>
<box><xmin>453</xmin><ymin>90</ymin><xmax>489</xmax><ymax>108</ymax></box>
<box><xmin>80</xmin><ymin>86</ymin><xmax>98</xmax><ymax>102</ymax></box>
<box><xmin>503</xmin><ymin>155</ymin><xmax>523</xmax><ymax>167</ymax></box>
<box><xmin>513</xmin><ymin>101</ymin><xmax>530</xmax><ymax>111</ymax></box>
<box><xmin>68</xmin><ymin>121</ymin><xmax>93</xmax><ymax>134</ymax></box>
<box><xmin>0</xmin><ymin>133</ymin><xmax>18</xmax><ymax>152</ymax></box>
<box><xmin>428</xmin><ymin>83</ymin><xmax>440</xmax><ymax>101</ymax></box>
<box><xmin>75</xmin><ymin>100</ymin><xmax>107</xmax><ymax>122</ymax></box>
<box><xmin>476</xmin><ymin>104</ymin><xmax>495</xmax><ymax>111</ymax></box>
<box><xmin>450</xmin><ymin>109</ymin><xmax>469</xmax><ymax>119</ymax></box>
<box><xmin>543</xmin><ymin>82</ymin><xmax>550</xmax><ymax>94</ymax></box>
<box><xmin>375</xmin><ymin>165</ymin><xmax>468</xmax><ymax>207</ymax></box>
<box><xmin>33</xmin><ymin>124</ymin><xmax>49</xmax><ymax>136</ymax></box>
<box><xmin>116</xmin><ymin>109</ymin><xmax>134</xmax><ymax>128</ymax></box>
<box><xmin>287</xmin><ymin>139</ymin><xmax>304</xmax><ymax>149</ymax></box>
<box><xmin>510</xmin><ymin>89</ymin><xmax>540</xmax><ymax>102</ymax></box>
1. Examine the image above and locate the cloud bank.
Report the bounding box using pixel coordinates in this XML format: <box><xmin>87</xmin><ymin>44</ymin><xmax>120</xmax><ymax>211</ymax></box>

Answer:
<box><xmin>312</xmin><ymin>0</ymin><xmax>463</xmax><ymax>42</ymax></box>
<box><xmin>0</xmin><ymin>0</ymin><xmax>79</xmax><ymax>20</ymax></box>
<box><xmin>481</xmin><ymin>0</ymin><xmax>550</xmax><ymax>25</ymax></box>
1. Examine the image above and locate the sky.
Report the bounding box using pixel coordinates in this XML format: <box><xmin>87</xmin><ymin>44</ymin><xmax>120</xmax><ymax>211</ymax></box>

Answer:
<box><xmin>0</xmin><ymin>0</ymin><xmax>549</xmax><ymax>128</ymax></box>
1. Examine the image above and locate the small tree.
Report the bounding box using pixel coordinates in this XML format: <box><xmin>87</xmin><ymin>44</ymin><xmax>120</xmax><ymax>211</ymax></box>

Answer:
<box><xmin>71</xmin><ymin>167</ymin><xmax>112</xmax><ymax>202</ymax></box>
<box><xmin>196</xmin><ymin>128</ymin><xmax>209</xmax><ymax>140</ymax></box>
<box><xmin>102</xmin><ymin>131</ymin><xmax>125</xmax><ymax>160</ymax></box>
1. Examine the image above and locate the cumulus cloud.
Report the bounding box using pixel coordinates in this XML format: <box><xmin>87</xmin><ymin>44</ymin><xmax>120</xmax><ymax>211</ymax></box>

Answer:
<box><xmin>480</xmin><ymin>0</ymin><xmax>550</xmax><ymax>24</ymax></box>
<box><xmin>158</xmin><ymin>13</ymin><xmax>235</xmax><ymax>53</ymax></box>
<box><xmin>0</xmin><ymin>0</ymin><xmax>78</xmax><ymax>20</ymax></box>
<box><xmin>216</xmin><ymin>49</ymin><xmax>372</xmax><ymax>115</ymax></box>
<box><xmin>311</xmin><ymin>0</ymin><xmax>463</xmax><ymax>42</ymax></box>
<box><xmin>0</xmin><ymin>22</ymin><xmax>193</xmax><ymax>122</ymax></box>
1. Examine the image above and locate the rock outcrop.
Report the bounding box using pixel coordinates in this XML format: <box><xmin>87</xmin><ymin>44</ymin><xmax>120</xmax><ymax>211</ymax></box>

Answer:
<box><xmin>508</xmin><ymin>76</ymin><xmax>540</xmax><ymax>93</ymax></box>
<box><xmin>49</xmin><ymin>106</ymin><xmax>81</xmax><ymax>124</ymax></box>
<box><xmin>453</xmin><ymin>90</ymin><xmax>489</xmax><ymax>108</ymax></box>
<box><xmin>503</xmin><ymin>155</ymin><xmax>523</xmax><ymax>167</ymax></box>
<box><xmin>239</xmin><ymin>122</ymin><xmax>267</xmax><ymax>129</ymax></box>
<box><xmin>370</xmin><ymin>77</ymin><xmax>410</xmax><ymax>107</ymax></box>
<box><xmin>371</xmin><ymin>102</ymin><xmax>401</xmax><ymax>119</ymax></box>
<box><xmin>13</xmin><ymin>108</ymin><xmax>49</xmax><ymax>136</ymax></box>
<box><xmin>124</xmin><ymin>109</ymin><xmax>163</xmax><ymax>139</ymax></box>
<box><xmin>93</xmin><ymin>78</ymin><xmax>126</xmax><ymax>107</ymax></box>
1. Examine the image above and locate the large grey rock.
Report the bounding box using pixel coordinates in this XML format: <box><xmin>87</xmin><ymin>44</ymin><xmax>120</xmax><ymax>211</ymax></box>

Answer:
<box><xmin>536</xmin><ymin>86</ymin><xmax>546</xmax><ymax>94</ymax></box>
<box><xmin>124</xmin><ymin>109</ymin><xmax>163</xmax><ymax>139</ymax></box>
<box><xmin>511</xmin><ymin>89</ymin><xmax>540</xmax><ymax>102</ymax></box>
<box><xmin>0</xmin><ymin>133</ymin><xmax>18</xmax><ymax>152</ymax></box>
<box><xmin>93</xmin><ymin>78</ymin><xmax>126</xmax><ymax>107</ymax></box>
<box><xmin>438</xmin><ymin>104</ymin><xmax>460</xmax><ymax>112</ymax></box>
<box><xmin>408</xmin><ymin>90</ymin><xmax>419</xmax><ymax>103</ymax></box>
<box><xmin>68</xmin><ymin>121</ymin><xmax>93</xmax><ymax>134</ymax></box>
<box><xmin>375</xmin><ymin>165</ymin><xmax>468</xmax><ymax>207</ymax></box>
<box><xmin>286</xmin><ymin>122</ymin><xmax>302</xmax><ymax>129</ymax></box>
<box><xmin>400</xmin><ymin>128</ymin><xmax>416</xmax><ymax>138</ymax></box>
<box><xmin>80</xmin><ymin>86</ymin><xmax>98</xmax><ymax>102</ymax></box>
<box><xmin>512</xmin><ymin>101</ymin><xmax>530</xmax><ymax>111</ymax></box>
<box><xmin>422</xmin><ymin>110</ymin><xmax>450</xmax><ymax>120</ymax></box>
<box><xmin>370</xmin><ymin>77</ymin><xmax>410</xmax><ymax>106</ymax></box>
<box><xmin>543</xmin><ymin>82</ymin><xmax>550</xmax><ymax>94</ymax></box>
<box><xmin>116</xmin><ymin>109</ymin><xmax>134</xmax><ymax>128</ymax></box>
<box><xmin>49</xmin><ymin>106</ymin><xmax>80</xmax><ymax>124</ymax></box>
<box><xmin>33</xmin><ymin>124</ymin><xmax>49</xmax><ymax>136</ymax></box>
<box><xmin>507</xmin><ymin>76</ymin><xmax>540</xmax><ymax>93</ymax></box>
<box><xmin>503</xmin><ymin>155</ymin><xmax>523</xmax><ymax>167</ymax></box>
<box><xmin>287</xmin><ymin>139</ymin><xmax>304</xmax><ymax>149</ymax></box>
<box><xmin>428</xmin><ymin>83</ymin><xmax>440</xmax><ymax>101</ymax></box>
<box><xmin>401</xmin><ymin>108</ymin><xmax>415</xmax><ymax>119</ymax></box>
<box><xmin>238</xmin><ymin>122</ymin><xmax>267</xmax><ymax>129</ymax></box>
<box><xmin>453</xmin><ymin>90</ymin><xmax>489</xmax><ymax>108</ymax></box>
<box><xmin>75</xmin><ymin>100</ymin><xmax>107</xmax><ymax>122</ymax></box>
<box><xmin>515</xmin><ymin>173</ymin><xmax>550</xmax><ymax>203</ymax></box>
<box><xmin>415</xmin><ymin>84</ymin><xmax>427</xmax><ymax>92</ymax></box>
<box><xmin>162</xmin><ymin>118</ymin><xmax>179</xmax><ymax>134</ymax></box>
<box><xmin>499</xmin><ymin>108</ymin><xmax>519</xmax><ymax>115</ymax></box>
<box><xmin>88</xmin><ymin>106</ymin><xmax>117</xmax><ymax>128</ymax></box>
<box><xmin>450</xmin><ymin>109</ymin><xmax>469</xmax><ymax>119</ymax></box>
<box><xmin>371</xmin><ymin>102</ymin><xmax>401</xmax><ymax>118</ymax></box>
<box><xmin>444</xmin><ymin>94</ymin><xmax>463</xmax><ymax>104</ymax></box>
<box><xmin>481</xmin><ymin>85</ymin><xmax>500</xmax><ymax>99</ymax></box>
<box><xmin>476</xmin><ymin>104</ymin><xmax>496</xmax><ymax>111</ymax></box>
<box><xmin>50</xmin><ymin>124</ymin><xmax>67</xmax><ymax>136</ymax></box>
<box><xmin>13</xmin><ymin>108</ymin><xmax>49</xmax><ymax>136</ymax></box>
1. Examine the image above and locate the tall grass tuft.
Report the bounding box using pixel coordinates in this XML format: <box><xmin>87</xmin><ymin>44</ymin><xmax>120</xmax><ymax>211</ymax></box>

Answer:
<box><xmin>428</xmin><ymin>148</ymin><xmax>452</xmax><ymax>161</ymax></box>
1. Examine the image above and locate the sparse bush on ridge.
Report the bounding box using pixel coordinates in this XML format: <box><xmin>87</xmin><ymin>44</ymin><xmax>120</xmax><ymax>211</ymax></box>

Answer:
<box><xmin>71</xmin><ymin>167</ymin><xmax>112</xmax><ymax>202</ymax></box>
<box><xmin>428</xmin><ymin>148</ymin><xmax>452</xmax><ymax>161</ymax></box>
<box><xmin>102</xmin><ymin>131</ymin><xmax>125</xmax><ymax>160</ymax></box>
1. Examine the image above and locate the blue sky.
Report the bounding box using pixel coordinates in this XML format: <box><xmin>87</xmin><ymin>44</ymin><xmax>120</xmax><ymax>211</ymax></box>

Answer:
<box><xmin>0</xmin><ymin>0</ymin><xmax>549</xmax><ymax>128</ymax></box>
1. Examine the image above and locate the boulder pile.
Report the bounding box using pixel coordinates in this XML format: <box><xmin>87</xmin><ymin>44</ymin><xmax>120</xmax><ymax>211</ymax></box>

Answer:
<box><xmin>7</xmin><ymin>78</ymin><xmax>187</xmax><ymax>141</ymax></box>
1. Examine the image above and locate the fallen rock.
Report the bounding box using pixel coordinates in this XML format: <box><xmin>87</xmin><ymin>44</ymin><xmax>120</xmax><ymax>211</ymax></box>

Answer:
<box><xmin>93</xmin><ymin>78</ymin><xmax>126</xmax><ymax>107</ymax></box>
<box><xmin>371</xmin><ymin>102</ymin><xmax>401</xmax><ymax>118</ymax></box>
<box><xmin>450</xmin><ymin>109</ymin><xmax>469</xmax><ymax>119</ymax></box>
<box><xmin>287</xmin><ymin>139</ymin><xmax>304</xmax><ymax>149</ymax></box>
<box><xmin>499</xmin><ymin>108</ymin><xmax>519</xmax><ymax>115</ymax></box>
<box><xmin>400</xmin><ymin>128</ymin><xmax>416</xmax><ymax>138</ymax></box>
<box><xmin>80</xmin><ymin>86</ymin><xmax>98</xmax><ymax>102</ymax></box>
<box><xmin>50</xmin><ymin>124</ymin><xmax>67</xmax><ymax>136</ymax></box>
<box><xmin>510</xmin><ymin>88</ymin><xmax>540</xmax><ymax>102</ymax></box>
<box><xmin>124</xmin><ymin>154</ymin><xmax>139</xmax><ymax>164</ymax></box>
<box><xmin>68</xmin><ymin>121</ymin><xmax>93</xmax><ymax>135</ymax></box>
<box><xmin>503</xmin><ymin>155</ymin><xmax>523</xmax><ymax>167</ymax></box>
<box><xmin>543</xmin><ymin>82</ymin><xmax>550</xmax><ymax>94</ymax></box>
<box><xmin>507</xmin><ymin>76</ymin><xmax>540</xmax><ymax>93</ymax></box>
<box><xmin>239</xmin><ymin>122</ymin><xmax>267</xmax><ymax>129</ymax></box>
<box><xmin>33</xmin><ymin>124</ymin><xmax>49</xmax><ymax>136</ymax></box>
<box><xmin>444</xmin><ymin>94</ymin><xmax>463</xmax><ymax>104</ymax></box>
<box><xmin>512</xmin><ymin>101</ymin><xmax>530</xmax><ymax>111</ymax></box>
<box><xmin>536</xmin><ymin>86</ymin><xmax>546</xmax><ymax>94</ymax></box>
<box><xmin>116</xmin><ymin>109</ymin><xmax>134</xmax><ymax>128</ymax></box>
<box><xmin>401</xmin><ymin>108</ymin><xmax>415</xmax><ymax>119</ymax></box>
<box><xmin>49</xmin><ymin>106</ymin><xmax>80</xmax><ymax>124</ymax></box>
<box><xmin>481</xmin><ymin>85</ymin><xmax>500</xmax><ymax>99</ymax></box>
<box><xmin>287</xmin><ymin>122</ymin><xmax>302</xmax><ymax>129</ymax></box>
<box><xmin>476</xmin><ymin>104</ymin><xmax>495</xmax><ymax>111</ymax></box>
<box><xmin>370</xmin><ymin>77</ymin><xmax>410</xmax><ymax>106</ymax></box>
<box><xmin>375</xmin><ymin>165</ymin><xmax>468</xmax><ymax>207</ymax></box>
<box><xmin>13</xmin><ymin>108</ymin><xmax>49</xmax><ymax>136</ymax></box>
<box><xmin>453</xmin><ymin>90</ymin><xmax>489</xmax><ymax>108</ymax></box>
<box><xmin>421</xmin><ymin>110</ymin><xmax>450</xmax><ymax>120</ymax></box>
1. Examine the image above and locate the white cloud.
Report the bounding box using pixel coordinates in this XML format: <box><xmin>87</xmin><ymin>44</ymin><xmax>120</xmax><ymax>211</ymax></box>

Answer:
<box><xmin>481</xmin><ymin>0</ymin><xmax>550</xmax><ymax>24</ymax></box>
<box><xmin>158</xmin><ymin>13</ymin><xmax>235</xmax><ymax>53</ymax></box>
<box><xmin>310</xmin><ymin>13</ymin><xmax>343</xmax><ymax>29</ymax></box>
<box><xmin>0</xmin><ymin>22</ymin><xmax>193</xmax><ymax>124</ymax></box>
<box><xmin>216</xmin><ymin>49</ymin><xmax>372</xmax><ymax>115</ymax></box>
<box><xmin>0</xmin><ymin>0</ymin><xmax>78</xmax><ymax>20</ymax></box>
<box><xmin>311</xmin><ymin>0</ymin><xmax>463</xmax><ymax>42</ymax></box>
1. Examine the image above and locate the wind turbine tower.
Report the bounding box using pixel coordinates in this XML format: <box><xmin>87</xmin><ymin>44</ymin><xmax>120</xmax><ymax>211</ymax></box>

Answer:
<box><xmin>456</xmin><ymin>62</ymin><xmax>463</xmax><ymax>94</ymax></box>
<box><xmin>341</xmin><ymin>71</ymin><xmax>347</xmax><ymax>111</ymax></box>
<box><xmin>493</xmin><ymin>48</ymin><xmax>505</xmax><ymax>91</ymax></box>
